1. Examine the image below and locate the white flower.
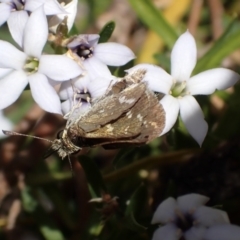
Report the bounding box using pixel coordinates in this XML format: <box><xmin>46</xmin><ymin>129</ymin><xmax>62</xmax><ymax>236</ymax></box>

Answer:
<box><xmin>59</xmin><ymin>72</ymin><xmax>115</xmax><ymax>116</ymax></box>
<box><xmin>151</xmin><ymin>194</ymin><xmax>230</xmax><ymax>240</ymax></box>
<box><xmin>0</xmin><ymin>6</ymin><xmax>82</xmax><ymax>114</ymax></box>
<box><xmin>0</xmin><ymin>0</ymin><xmax>65</xmax><ymax>47</ymax></box>
<box><xmin>0</xmin><ymin>68</ymin><xmax>12</xmax><ymax>78</ymax></box>
<box><xmin>126</xmin><ymin>31</ymin><xmax>239</xmax><ymax>146</ymax></box>
<box><xmin>48</xmin><ymin>0</ymin><xmax>78</xmax><ymax>33</ymax></box>
<box><xmin>0</xmin><ymin>110</ymin><xmax>13</xmax><ymax>138</ymax></box>
<box><xmin>67</xmin><ymin>34</ymin><xmax>135</xmax><ymax>79</ymax></box>
<box><xmin>203</xmin><ymin>224</ymin><xmax>240</xmax><ymax>240</ymax></box>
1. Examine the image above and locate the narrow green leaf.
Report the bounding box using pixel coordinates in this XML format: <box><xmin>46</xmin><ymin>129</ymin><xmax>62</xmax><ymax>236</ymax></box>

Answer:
<box><xmin>194</xmin><ymin>19</ymin><xmax>240</xmax><ymax>74</ymax></box>
<box><xmin>128</xmin><ymin>0</ymin><xmax>178</xmax><ymax>48</ymax></box>
<box><xmin>125</xmin><ymin>212</ymin><xmax>147</xmax><ymax>232</ymax></box>
<box><xmin>125</xmin><ymin>184</ymin><xmax>147</xmax><ymax>216</ymax></box>
<box><xmin>78</xmin><ymin>155</ymin><xmax>107</xmax><ymax>197</ymax></box>
<box><xmin>69</xmin><ymin>24</ymin><xmax>79</xmax><ymax>35</ymax></box>
<box><xmin>99</xmin><ymin>21</ymin><xmax>115</xmax><ymax>43</ymax></box>
<box><xmin>125</xmin><ymin>184</ymin><xmax>148</xmax><ymax>232</ymax></box>
<box><xmin>40</xmin><ymin>226</ymin><xmax>65</xmax><ymax>240</ymax></box>
<box><xmin>21</xmin><ymin>187</ymin><xmax>38</xmax><ymax>212</ymax></box>
<box><xmin>104</xmin><ymin>149</ymin><xmax>199</xmax><ymax>182</ymax></box>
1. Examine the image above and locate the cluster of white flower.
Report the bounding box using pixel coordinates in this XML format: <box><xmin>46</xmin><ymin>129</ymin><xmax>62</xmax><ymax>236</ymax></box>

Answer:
<box><xmin>0</xmin><ymin>0</ymin><xmax>239</xmax><ymax>145</ymax></box>
<box><xmin>151</xmin><ymin>193</ymin><xmax>240</xmax><ymax>240</ymax></box>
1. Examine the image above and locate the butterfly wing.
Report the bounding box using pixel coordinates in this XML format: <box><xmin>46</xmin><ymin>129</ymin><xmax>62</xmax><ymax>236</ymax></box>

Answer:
<box><xmin>98</xmin><ymin>88</ymin><xmax>165</xmax><ymax>148</ymax></box>
<box><xmin>76</xmin><ymin>82</ymin><xmax>147</xmax><ymax>132</ymax></box>
<box><xmin>69</xmin><ymin>87</ymin><xmax>165</xmax><ymax>148</ymax></box>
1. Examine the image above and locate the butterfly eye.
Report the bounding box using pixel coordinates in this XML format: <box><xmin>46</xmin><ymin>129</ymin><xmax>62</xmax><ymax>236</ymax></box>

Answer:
<box><xmin>57</xmin><ymin>130</ymin><xmax>64</xmax><ymax>139</ymax></box>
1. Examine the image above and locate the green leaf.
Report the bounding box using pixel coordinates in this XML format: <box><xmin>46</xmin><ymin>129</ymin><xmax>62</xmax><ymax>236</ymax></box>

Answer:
<box><xmin>193</xmin><ymin>18</ymin><xmax>240</xmax><ymax>74</ymax></box>
<box><xmin>99</xmin><ymin>21</ymin><xmax>116</xmax><ymax>43</ymax></box>
<box><xmin>108</xmin><ymin>59</ymin><xmax>135</xmax><ymax>77</ymax></box>
<box><xmin>69</xmin><ymin>24</ymin><xmax>79</xmax><ymax>35</ymax></box>
<box><xmin>128</xmin><ymin>0</ymin><xmax>178</xmax><ymax>48</ymax></box>
<box><xmin>125</xmin><ymin>184</ymin><xmax>148</xmax><ymax>215</ymax></box>
<box><xmin>125</xmin><ymin>212</ymin><xmax>147</xmax><ymax>233</ymax></box>
<box><xmin>78</xmin><ymin>155</ymin><xmax>107</xmax><ymax>197</ymax></box>
<box><xmin>21</xmin><ymin>187</ymin><xmax>38</xmax><ymax>212</ymax></box>
<box><xmin>124</xmin><ymin>184</ymin><xmax>148</xmax><ymax>232</ymax></box>
<box><xmin>40</xmin><ymin>226</ymin><xmax>65</xmax><ymax>240</ymax></box>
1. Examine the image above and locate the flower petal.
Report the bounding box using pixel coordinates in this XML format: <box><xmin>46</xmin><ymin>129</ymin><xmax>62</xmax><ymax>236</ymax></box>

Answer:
<box><xmin>47</xmin><ymin>78</ymin><xmax>61</xmax><ymax>87</ymax></box>
<box><xmin>0</xmin><ymin>40</ymin><xmax>27</xmax><ymax>70</ymax></box>
<box><xmin>39</xmin><ymin>55</ymin><xmax>82</xmax><ymax>80</ymax></box>
<box><xmin>184</xmin><ymin>226</ymin><xmax>206</xmax><ymax>240</ymax></box>
<box><xmin>126</xmin><ymin>64</ymin><xmax>173</xmax><ymax>94</ymax></box>
<box><xmin>0</xmin><ymin>3</ymin><xmax>11</xmax><ymax>26</ymax></box>
<box><xmin>151</xmin><ymin>197</ymin><xmax>177</xmax><ymax>224</ymax></box>
<box><xmin>73</xmin><ymin>74</ymin><xmax>91</xmax><ymax>90</ymax></box>
<box><xmin>29</xmin><ymin>73</ymin><xmax>62</xmax><ymax>114</ymax></box>
<box><xmin>59</xmin><ymin>81</ymin><xmax>74</xmax><ymax>100</ymax></box>
<box><xmin>25</xmin><ymin>0</ymin><xmax>66</xmax><ymax>15</ymax></box>
<box><xmin>59</xmin><ymin>74</ymin><xmax>111</xmax><ymax>103</ymax></box>
<box><xmin>94</xmin><ymin>42</ymin><xmax>135</xmax><ymax>66</ymax></box>
<box><xmin>0</xmin><ymin>68</ymin><xmax>12</xmax><ymax>78</ymax></box>
<box><xmin>83</xmin><ymin>57</ymin><xmax>112</xmax><ymax>79</ymax></box>
<box><xmin>159</xmin><ymin>95</ymin><xmax>179</xmax><ymax>136</ymax></box>
<box><xmin>61</xmin><ymin>99</ymin><xmax>73</xmax><ymax>115</ymax></box>
<box><xmin>152</xmin><ymin>225</ymin><xmax>180</xmax><ymax>240</ymax></box>
<box><xmin>67</xmin><ymin>34</ymin><xmax>100</xmax><ymax>48</ymax></box>
<box><xmin>63</xmin><ymin>0</ymin><xmax>78</xmax><ymax>31</ymax></box>
<box><xmin>177</xmin><ymin>194</ymin><xmax>209</xmax><ymax>214</ymax></box>
<box><xmin>87</xmin><ymin>76</ymin><xmax>113</xmax><ymax>99</ymax></box>
<box><xmin>7</xmin><ymin>10</ymin><xmax>28</xmax><ymax>47</ymax></box>
<box><xmin>23</xmin><ymin>6</ymin><xmax>48</xmax><ymax>58</ymax></box>
<box><xmin>194</xmin><ymin>206</ymin><xmax>230</xmax><ymax>226</ymax></box>
<box><xmin>171</xmin><ymin>31</ymin><xmax>197</xmax><ymax>82</ymax></box>
<box><xmin>0</xmin><ymin>70</ymin><xmax>28</xmax><ymax>109</ymax></box>
<box><xmin>179</xmin><ymin>95</ymin><xmax>208</xmax><ymax>146</ymax></box>
<box><xmin>203</xmin><ymin>224</ymin><xmax>240</xmax><ymax>240</ymax></box>
<box><xmin>60</xmin><ymin>77</ymin><xmax>89</xmax><ymax>100</ymax></box>
<box><xmin>58</xmin><ymin>75</ymin><xmax>91</xmax><ymax>100</ymax></box>
<box><xmin>187</xmin><ymin>68</ymin><xmax>239</xmax><ymax>95</ymax></box>
<box><xmin>0</xmin><ymin>111</ymin><xmax>13</xmax><ymax>138</ymax></box>
<box><xmin>49</xmin><ymin>0</ymin><xmax>77</xmax><ymax>32</ymax></box>
<box><xmin>62</xmin><ymin>99</ymin><xmax>90</xmax><ymax>116</ymax></box>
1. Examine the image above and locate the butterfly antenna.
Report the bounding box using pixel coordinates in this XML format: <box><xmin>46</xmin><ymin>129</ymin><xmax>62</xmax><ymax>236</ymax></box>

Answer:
<box><xmin>68</xmin><ymin>154</ymin><xmax>74</xmax><ymax>177</ymax></box>
<box><xmin>2</xmin><ymin>130</ymin><xmax>53</xmax><ymax>143</ymax></box>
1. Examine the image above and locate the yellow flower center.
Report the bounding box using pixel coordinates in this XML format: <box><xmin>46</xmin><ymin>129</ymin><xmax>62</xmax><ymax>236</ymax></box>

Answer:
<box><xmin>23</xmin><ymin>57</ymin><xmax>39</xmax><ymax>75</ymax></box>
<box><xmin>170</xmin><ymin>80</ymin><xmax>188</xmax><ymax>98</ymax></box>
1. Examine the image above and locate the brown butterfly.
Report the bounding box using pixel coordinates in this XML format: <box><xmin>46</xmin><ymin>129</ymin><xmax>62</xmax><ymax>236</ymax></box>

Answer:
<box><xmin>49</xmin><ymin>69</ymin><xmax>166</xmax><ymax>159</ymax></box>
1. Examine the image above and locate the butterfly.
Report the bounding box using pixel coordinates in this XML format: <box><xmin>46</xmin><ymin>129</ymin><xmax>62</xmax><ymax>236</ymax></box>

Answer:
<box><xmin>47</xmin><ymin>69</ymin><xmax>165</xmax><ymax>159</ymax></box>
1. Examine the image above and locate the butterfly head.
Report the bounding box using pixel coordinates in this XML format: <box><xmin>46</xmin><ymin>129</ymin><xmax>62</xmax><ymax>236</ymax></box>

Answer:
<box><xmin>51</xmin><ymin>129</ymin><xmax>81</xmax><ymax>159</ymax></box>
